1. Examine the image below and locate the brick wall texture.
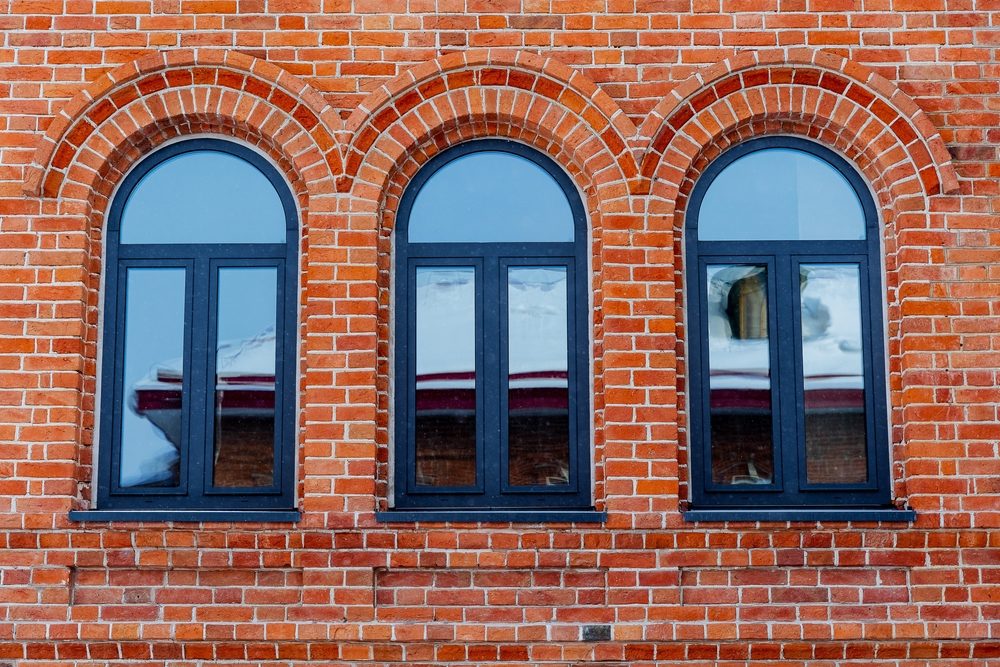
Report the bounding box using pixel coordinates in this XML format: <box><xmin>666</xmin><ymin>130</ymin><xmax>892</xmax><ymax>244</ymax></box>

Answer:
<box><xmin>1</xmin><ymin>2</ymin><xmax>999</xmax><ymax>665</ymax></box>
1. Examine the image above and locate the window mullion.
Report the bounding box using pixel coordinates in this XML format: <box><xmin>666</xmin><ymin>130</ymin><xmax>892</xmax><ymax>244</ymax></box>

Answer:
<box><xmin>773</xmin><ymin>253</ymin><xmax>801</xmax><ymax>498</ymax></box>
<box><xmin>482</xmin><ymin>255</ymin><xmax>501</xmax><ymax>500</ymax></box>
<box><xmin>187</xmin><ymin>256</ymin><xmax>212</xmax><ymax>502</ymax></box>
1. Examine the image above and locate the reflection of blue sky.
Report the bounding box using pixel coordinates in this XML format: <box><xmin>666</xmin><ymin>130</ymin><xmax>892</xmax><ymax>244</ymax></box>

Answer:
<box><xmin>699</xmin><ymin>148</ymin><xmax>865</xmax><ymax>241</ymax></box>
<box><xmin>217</xmin><ymin>268</ymin><xmax>277</xmax><ymax>355</ymax></box>
<box><xmin>508</xmin><ymin>267</ymin><xmax>567</xmax><ymax>375</ymax></box>
<box><xmin>416</xmin><ymin>268</ymin><xmax>476</xmax><ymax>376</ymax></box>
<box><xmin>408</xmin><ymin>151</ymin><xmax>574</xmax><ymax>243</ymax></box>
<box><xmin>120</xmin><ymin>151</ymin><xmax>285</xmax><ymax>244</ymax></box>
<box><xmin>120</xmin><ymin>268</ymin><xmax>185</xmax><ymax>487</ymax></box>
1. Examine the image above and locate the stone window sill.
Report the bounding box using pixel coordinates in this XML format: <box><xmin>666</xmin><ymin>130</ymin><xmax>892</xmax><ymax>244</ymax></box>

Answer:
<box><xmin>68</xmin><ymin>510</ymin><xmax>301</xmax><ymax>523</ymax></box>
<box><xmin>682</xmin><ymin>508</ymin><xmax>915</xmax><ymax>523</ymax></box>
<box><xmin>376</xmin><ymin>509</ymin><xmax>606</xmax><ymax>524</ymax></box>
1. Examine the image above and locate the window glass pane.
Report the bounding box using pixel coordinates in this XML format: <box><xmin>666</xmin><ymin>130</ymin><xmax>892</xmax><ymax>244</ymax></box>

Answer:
<box><xmin>698</xmin><ymin>148</ymin><xmax>865</xmax><ymax>241</ymax></box>
<box><xmin>120</xmin><ymin>150</ymin><xmax>286</xmax><ymax>244</ymax></box>
<box><xmin>415</xmin><ymin>267</ymin><xmax>477</xmax><ymax>487</ymax></box>
<box><xmin>800</xmin><ymin>264</ymin><xmax>868</xmax><ymax>484</ymax></box>
<box><xmin>408</xmin><ymin>151</ymin><xmax>574</xmax><ymax>243</ymax></box>
<box><xmin>120</xmin><ymin>268</ymin><xmax>185</xmax><ymax>488</ymax></box>
<box><xmin>706</xmin><ymin>264</ymin><xmax>774</xmax><ymax>486</ymax></box>
<box><xmin>212</xmin><ymin>267</ymin><xmax>278</xmax><ymax>488</ymax></box>
<box><xmin>507</xmin><ymin>267</ymin><xmax>570</xmax><ymax>487</ymax></box>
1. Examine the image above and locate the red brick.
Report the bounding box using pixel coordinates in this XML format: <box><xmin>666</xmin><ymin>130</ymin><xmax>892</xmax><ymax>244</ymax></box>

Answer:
<box><xmin>0</xmin><ymin>5</ymin><xmax>992</xmax><ymax>665</ymax></box>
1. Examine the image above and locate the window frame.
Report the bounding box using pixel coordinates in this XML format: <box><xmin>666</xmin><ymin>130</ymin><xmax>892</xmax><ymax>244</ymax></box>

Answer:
<box><xmin>94</xmin><ymin>138</ymin><xmax>298</xmax><ymax>513</ymax></box>
<box><xmin>685</xmin><ymin>136</ymin><xmax>892</xmax><ymax>510</ymax></box>
<box><xmin>391</xmin><ymin>139</ymin><xmax>593</xmax><ymax>512</ymax></box>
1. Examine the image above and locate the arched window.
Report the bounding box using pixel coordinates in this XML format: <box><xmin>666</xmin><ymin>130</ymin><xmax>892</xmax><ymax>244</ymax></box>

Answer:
<box><xmin>391</xmin><ymin>140</ymin><xmax>592</xmax><ymax>514</ymax></box>
<box><xmin>685</xmin><ymin>137</ymin><xmax>892</xmax><ymax>511</ymax></box>
<box><xmin>96</xmin><ymin>139</ymin><xmax>297</xmax><ymax>514</ymax></box>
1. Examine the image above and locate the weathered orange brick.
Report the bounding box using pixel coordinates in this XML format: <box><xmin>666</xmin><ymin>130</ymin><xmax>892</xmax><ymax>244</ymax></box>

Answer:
<box><xmin>0</xmin><ymin>3</ymin><xmax>994</xmax><ymax>664</ymax></box>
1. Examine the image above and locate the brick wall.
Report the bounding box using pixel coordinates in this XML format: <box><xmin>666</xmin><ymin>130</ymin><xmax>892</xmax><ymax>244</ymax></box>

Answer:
<box><xmin>1</xmin><ymin>3</ymin><xmax>999</xmax><ymax>665</ymax></box>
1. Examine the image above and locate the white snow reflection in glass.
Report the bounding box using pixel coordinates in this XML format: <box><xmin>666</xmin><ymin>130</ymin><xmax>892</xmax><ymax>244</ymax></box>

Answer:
<box><xmin>408</xmin><ymin>151</ymin><xmax>574</xmax><ymax>243</ymax></box>
<box><xmin>414</xmin><ymin>267</ymin><xmax>477</xmax><ymax>487</ymax></box>
<box><xmin>706</xmin><ymin>264</ymin><xmax>774</xmax><ymax>486</ymax></box>
<box><xmin>120</xmin><ymin>268</ymin><xmax>185</xmax><ymax>488</ymax></box>
<box><xmin>698</xmin><ymin>148</ymin><xmax>865</xmax><ymax>241</ymax></box>
<box><xmin>507</xmin><ymin>267</ymin><xmax>570</xmax><ymax>487</ymax></box>
<box><xmin>800</xmin><ymin>264</ymin><xmax>868</xmax><ymax>484</ymax></box>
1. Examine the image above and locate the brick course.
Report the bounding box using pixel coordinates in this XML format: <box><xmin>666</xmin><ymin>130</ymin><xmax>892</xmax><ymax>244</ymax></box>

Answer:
<box><xmin>1</xmin><ymin>3</ymin><xmax>999</xmax><ymax>665</ymax></box>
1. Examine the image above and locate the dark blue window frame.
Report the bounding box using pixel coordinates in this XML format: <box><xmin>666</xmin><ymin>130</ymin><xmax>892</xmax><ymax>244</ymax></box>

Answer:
<box><xmin>94</xmin><ymin>138</ymin><xmax>298</xmax><ymax>513</ymax></box>
<box><xmin>685</xmin><ymin>136</ymin><xmax>893</xmax><ymax>510</ymax></box>
<box><xmin>392</xmin><ymin>140</ymin><xmax>593</xmax><ymax>512</ymax></box>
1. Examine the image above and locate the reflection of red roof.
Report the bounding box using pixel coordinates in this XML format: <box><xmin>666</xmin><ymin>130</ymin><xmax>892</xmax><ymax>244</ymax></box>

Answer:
<box><xmin>710</xmin><ymin>388</ymin><xmax>864</xmax><ymax>411</ymax></box>
<box><xmin>133</xmin><ymin>390</ymin><xmax>183</xmax><ymax>413</ymax></box>
<box><xmin>131</xmin><ymin>329</ymin><xmax>277</xmax><ymax>416</ymax></box>
<box><xmin>415</xmin><ymin>371</ymin><xmax>568</xmax><ymax>413</ymax></box>
<box><xmin>134</xmin><ymin>389</ymin><xmax>274</xmax><ymax>413</ymax></box>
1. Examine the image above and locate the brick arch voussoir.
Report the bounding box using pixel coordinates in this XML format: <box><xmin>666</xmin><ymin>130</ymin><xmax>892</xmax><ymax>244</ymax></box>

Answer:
<box><xmin>352</xmin><ymin>84</ymin><xmax>623</xmax><ymax>513</ymax></box>
<box><xmin>350</xmin><ymin>87</ymin><xmax>632</xmax><ymax>228</ymax></box>
<box><xmin>342</xmin><ymin>49</ymin><xmax>638</xmax><ymax>194</ymax></box>
<box><xmin>638</xmin><ymin>49</ymin><xmax>958</xmax><ymax>198</ymax></box>
<box><xmin>54</xmin><ymin>87</ymin><xmax>337</xmax><ymax>227</ymax></box>
<box><xmin>26</xmin><ymin>49</ymin><xmax>344</xmax><ymax>199</ymax></box>
<box><xmin>649</xmin><ymin>88</ymin><xmax>928</xmax><ymax>230</ymax></box>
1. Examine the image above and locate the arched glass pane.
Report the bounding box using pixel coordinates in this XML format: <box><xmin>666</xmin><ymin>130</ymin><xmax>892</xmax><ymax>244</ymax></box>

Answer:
<box><xmin>408</xmin><ymin>151</ymin><xmax>574</xmax><ymax>243</ymax></box>
<box><xmin>698</xmin><ymin>148</ymin><xmax>866</xmax><ymax>241</ymax></box>
<box><xmin>120</xmin><ymin>150</ymin><xmax>286</xmax><ymax>244</ymax></box>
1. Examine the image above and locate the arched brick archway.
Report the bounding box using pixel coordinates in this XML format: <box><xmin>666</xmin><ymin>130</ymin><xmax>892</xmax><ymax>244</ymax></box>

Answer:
<box><xmin>637</xmin><ymin>48</ymin><xmax>959</xmax><ymax>199</ymax></box>
<box><xmin>25</xmin><ymin>49</ymin><xmax>343</xmax><ymax>201</ymax></box>
<box><xmin>638</xmin><ymin>48</ymin><xmax>960</xmax><ymax>508</ymax></box>
<box><xmin>336</xmin><ymin>52</ymin><xmax>663</xmax><ymax>524</ymax></box>
<box><xmin>342</xmin><ymin>49</ymin><xmax>640</xmax><ymax>191</ymax></box>
<box><xmin>21</xmin><ymin>50</ymin><xmax>345</xmax><ymax>509</ymax></box>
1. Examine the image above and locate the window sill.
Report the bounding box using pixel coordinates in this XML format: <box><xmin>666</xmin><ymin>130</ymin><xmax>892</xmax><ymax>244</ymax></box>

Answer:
<box><xmin>376</xmin><ymin>509</ymin><xmax>606</xmax><ymax>524</ymax></box>
<box><xmin>682</xmin><ymin>507</ymin><xmax>915</xmax><ymax>523</ymax></box>
<box><xmin>68</xmin><ymin>509</ymin><xmax>301</xmax><ymax>523</ymax></box>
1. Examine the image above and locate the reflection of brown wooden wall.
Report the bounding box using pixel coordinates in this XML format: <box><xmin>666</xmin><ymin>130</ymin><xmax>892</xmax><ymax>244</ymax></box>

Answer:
<box><xmin>711</xmin><ymin>412</ymin><xmax>867</xmax><ymax>486</ymax></box>
<box><xmin>213</xmin><ymin>417</ymin><xmax>274</xmax><ymax>488</ymax></box>
<box><xmin>415</xmin><ymin>414</ymin><xmax>477</xmax><ymax>487</ymax></box>
<box><xmin>728</xmin><ymin>272</ymin><xmax>769</xmax><ymax>340</ymax></box>
<box><xmin>508</xmin><ymin>414</ymin><xmax>570</xmax><ymax>486</ymax></box>
<box><xmin>804</xmin><ymin>412</ymin><xmax>867</xmax><ymax>484</ymax></box>
<box><xmin>710</xmin><ymin>413</ymin><xmax>774</xmax><ymax>484</ymax></box>
<box><xmin>415</xmin><ymin>414</ymin><xmax>570</xmax><ymax>487</ymax></box>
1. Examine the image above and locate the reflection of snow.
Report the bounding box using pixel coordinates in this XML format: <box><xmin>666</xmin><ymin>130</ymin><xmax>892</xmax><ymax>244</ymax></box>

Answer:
<box><xmin>215</xmin><ymin>327</ymin><xmax>277</xmax><ymax>390</ymax></box>
<box><xmin>508</xmin><ymin>267</ymin><xmax>567</xmax><ymax>379</ymax></box>
<box><xmin>415</xmin><ymin>268</ymin><xmax>475</xmax><ymax>377</ymax></box>
<box><xmin>414</xmin><ymin>266</ymin><xmax>570</xmax><ymax>416</ymax></box>
<box><xmin>707</xmin><ymin>264</ymin><xmax>864</xmax><ymax>396</ymax></box>
<box><xmin>415</xmin><ymin>268</ymin><xmax>568</xmax><ymax>381</ymax></box>
<box><xmin>124</xmin><ymin>329</ymin><xmax>277</xmax><ymax>487</ymax></box>
<box><xmin>706</xmin><ymin>265</ymin><xmax>771</xmax><ymax>394</ymax></box>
